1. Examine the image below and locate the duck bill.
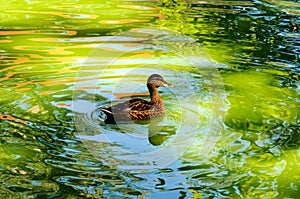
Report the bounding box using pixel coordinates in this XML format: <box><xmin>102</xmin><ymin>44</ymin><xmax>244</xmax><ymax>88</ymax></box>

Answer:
<box><xmin>163</xmin><ymin>81</ymin><xmax>174</xmax><ymax>88</ymax></box>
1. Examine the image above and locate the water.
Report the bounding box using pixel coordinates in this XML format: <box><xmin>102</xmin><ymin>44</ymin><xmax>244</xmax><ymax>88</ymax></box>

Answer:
<box><xmin>0</xmin><ymin>0</ymin><xmax>299</xmax><ymax>198</ymax></box>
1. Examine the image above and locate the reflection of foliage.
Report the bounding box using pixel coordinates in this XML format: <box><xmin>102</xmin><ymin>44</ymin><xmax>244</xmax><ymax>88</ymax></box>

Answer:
<box><xmin>267</xmin><ymin>124</ymin><xmax>300</xmax><ymax>150</ymax></box>
<box><xmin>158</xmin><ymin>0</ymin><xmax>300</xmax><ymax>67</ymax></box>
<box><xmin>222</xmin><ymin>69</ymin><xmax>300</xmax><ymax>158</ymax></box>
<box><xmin>158</xmin><ymin>0</ymin><xmax>199</xmax><ymax>35</ymax></box>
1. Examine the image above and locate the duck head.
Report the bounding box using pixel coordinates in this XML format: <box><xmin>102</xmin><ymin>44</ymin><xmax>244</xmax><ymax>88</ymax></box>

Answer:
<box><xmin>147</xmin><ymin>74</ymin><xmax>173</xmax><ymax>89</ymax></box>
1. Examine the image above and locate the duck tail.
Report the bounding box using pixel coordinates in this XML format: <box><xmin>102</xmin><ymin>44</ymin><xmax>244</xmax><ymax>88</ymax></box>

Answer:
<box><xmin>99</xmin><ymin>107</ymin><xmax>112</xmax><ymax>116</ymax></box>
<box><xmin>98</xmin><ymin>107</ymin><xmax>117</xmax><ymax>124</ymax></box>
<box><xmin>91</xmin><ymin>107</ymin><xmax>112</xmax><ymax>118</ymax></box>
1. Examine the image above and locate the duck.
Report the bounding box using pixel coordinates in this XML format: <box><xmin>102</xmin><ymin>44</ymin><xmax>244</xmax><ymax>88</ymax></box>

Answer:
<box><xmin>99</xmin><ymin>74</ymin><xmax>173</xmax><ymax>124</ymax></box>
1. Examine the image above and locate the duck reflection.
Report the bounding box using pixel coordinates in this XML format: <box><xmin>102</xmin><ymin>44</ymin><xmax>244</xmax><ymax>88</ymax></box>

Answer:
<box><xmin>147</xmin><ymin>116</ymin><xmax>176</xmax><ymax>146</ymax></box>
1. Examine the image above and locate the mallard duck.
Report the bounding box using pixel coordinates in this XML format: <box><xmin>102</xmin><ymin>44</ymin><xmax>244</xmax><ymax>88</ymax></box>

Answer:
<box><xmin>100</xmin><ymin>74</ymin><xmax>173</xmax><ymax>124</ymax></box>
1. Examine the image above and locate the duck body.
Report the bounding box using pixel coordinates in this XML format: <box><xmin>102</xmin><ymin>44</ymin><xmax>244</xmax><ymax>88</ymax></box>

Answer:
<box><xmin>100</xmin><ymin>74</ymin><xmax>173</xmax><ymax>124</ymax></box>
<box><xmin>100</xmin><ymin>98</ymin><xmax>165</xmax><ymax>124</ymax></box>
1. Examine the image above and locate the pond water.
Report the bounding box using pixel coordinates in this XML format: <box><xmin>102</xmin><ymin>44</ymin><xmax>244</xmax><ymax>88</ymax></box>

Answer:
<box><xmin>1</xmin><ymin>0</ymin><xmax>299</xmax><ymax>198</ymax></box>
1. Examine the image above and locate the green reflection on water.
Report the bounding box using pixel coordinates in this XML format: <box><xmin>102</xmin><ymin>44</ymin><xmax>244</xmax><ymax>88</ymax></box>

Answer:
<box><xmin>0</xmin><ymin>0</ymin><xmax>299</xmax><ymax>198</ymax></box>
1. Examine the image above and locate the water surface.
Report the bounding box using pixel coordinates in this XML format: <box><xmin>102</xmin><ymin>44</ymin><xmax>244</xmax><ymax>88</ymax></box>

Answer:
<box><xmin>0</xmin><ymin>0</ymin><xmax>299</xmax><ymax>198</ymax></box>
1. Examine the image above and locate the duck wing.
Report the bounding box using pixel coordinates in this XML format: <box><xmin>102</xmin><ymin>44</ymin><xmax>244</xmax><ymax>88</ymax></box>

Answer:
<box><xmin>128</xmin><ymin>99</ymin><xmax>152</xmax><ymax>111</ymax></box>
<box><xmin>100</xmin><ymin>98</ymin><xmax>150</xmax><ymax>122</ymax></box>
<box><xmin>101</xmin><ymin>99</ymin><xmax>148</xmax><ymax>113</ymax></box>
<box><xmin>128</xmin><ymin>99</ymin><xmax>165</xmax><ymax>120</ymax></box>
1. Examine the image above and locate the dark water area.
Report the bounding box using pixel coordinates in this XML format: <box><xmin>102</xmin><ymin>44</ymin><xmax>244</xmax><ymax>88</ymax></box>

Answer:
<box><xmin>0</xmin><ymin>0</ymin><xmax>299</xmax><ymax>198</ymax></box>
<box><xmin>166</xmin><ymin>0</ymin><xmax>299</xmax><ymax>68</ymax></box>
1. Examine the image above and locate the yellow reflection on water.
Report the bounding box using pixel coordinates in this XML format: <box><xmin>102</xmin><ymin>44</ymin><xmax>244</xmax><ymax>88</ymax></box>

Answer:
<box><xmin>0</xmin><ymin>40</ymin><xmax>12</xmax><ymax>43</ymax></box>
<box><xmin>0</xmin><ymin>30</ymin><xmax>77</xmax><ymax>36</ymax></box>
<box><xmin>6</xmin><ymin>10</ymin><xmax>98</xmax><ymax>19</ymax></box>
<box><xmin>118</xmin><ymin>4</ymin><xmax>159</xmax><ymax>11</ymax></box>
<box><xmin>139</xmin><ymin>13</ymin><xmax>165</xmax><ymax>19</ymax></box>
<box><xmin>14</xmin><ymin>44</ymin><xmax>94</xmax><ymax>55</ymax></box>
<box><xmin>0</xmin><ymin>72</ymin><xmax>18</xmax><ymax>82</ymax></box>
<box><xmin>113</xmin><ymin>92</ymin><xmax>149</xmax><ymax>99</ymax></box>
<box><xmin>99</xmin><ymin>19</ymin><xmax>149</xmax><ymax>24</ymax></box>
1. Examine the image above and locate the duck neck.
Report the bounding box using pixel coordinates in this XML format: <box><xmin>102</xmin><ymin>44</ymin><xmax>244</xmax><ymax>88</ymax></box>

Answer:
<box><xmin>148</xmin><ymin>85</ymin><xmax>163</xmax><ymax>105</ymax></box>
